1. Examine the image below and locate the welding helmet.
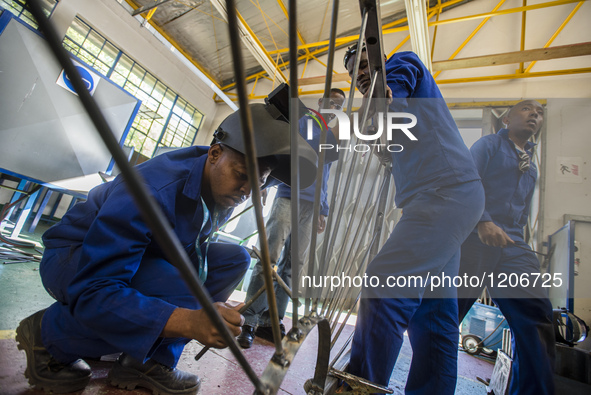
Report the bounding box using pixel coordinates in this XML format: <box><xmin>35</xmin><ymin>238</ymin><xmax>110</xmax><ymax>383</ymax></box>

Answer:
<box><xmin>212</xmin><ymin>103</ymin><xmax>318</xmax><ymax>189</ymax></box>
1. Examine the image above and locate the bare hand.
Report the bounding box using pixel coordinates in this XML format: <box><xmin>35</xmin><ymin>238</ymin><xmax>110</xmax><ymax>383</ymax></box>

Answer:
<box><xmin>163</xmin><ymin>303</ymin><xmax>245</xmax><ymax>349</ymax></box>
<box><xmin>477</xmin><ymin>222</ymin><xmax>514</xmax><ymax>248</ymax></box>
<box><xmin>317</xmin><ymin>215</ymin><xmax>327</xmax><ymax>234</ymax></box>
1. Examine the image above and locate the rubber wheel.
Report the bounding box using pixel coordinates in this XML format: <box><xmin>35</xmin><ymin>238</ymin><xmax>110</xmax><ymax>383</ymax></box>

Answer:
<box><xmin>481</xmin><ymin>347</ymin><xmax>497</xmax><ymax>357</ymax></box>
<box><xmin>462</xmin><ymin>335</ymin><xmax>482</xmax><ymax>355</ymax></box>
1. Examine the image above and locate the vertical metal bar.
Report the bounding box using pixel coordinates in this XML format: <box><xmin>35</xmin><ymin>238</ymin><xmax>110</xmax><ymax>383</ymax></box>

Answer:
<box><xmin>106</xmin><ymin>51</ymin><xmax>123</xmax><ymax>79</ymax></box>
<box><xmin>519</xmin><ymin>0</ymin><xmax>527</xmax><ymax>73</ymax></box>
<box><xmin>155</xmin><ymin>94</ymin><xmax>179</xmax><ymax>151</ymax></box>
<box><xmin>430</xmin><ymin>0</ymin><xmax>441</xmax><ymax>61</ymax></box>
<box><xmin>320</xmin><ymin>153</ymin><xmax>382</xmax><ymax>314</ymax></box>
<box><xmin>359</xmin><ymin>0</ymin><xmax>388</xmax><ymax>116</ymax></box>
<box><xmin>0</xmin><ymin>180</ymin><xmax>27</xmax><ymax>231</ymax></box>
<box><xmin>289</xmin><ymin>0</ymin><xmax>301</xmax><ymax>330</ymax></box>
<box><xmin>11</xmin><ymin>187</ymin><xmax>40</xmax><ymax>239</ymax></box>
<box><xmin>322</xmin><ymin>168</ymin><xmax>388</xmax><ymax>318</ymax></box>
<box><xmin>25</xmin><ymin>0</ymin><xmax>264</xmax><ymax>391</ymax></box>
<box><xmin>538</xmin><ymin>106</ymin><xmax>548</xmax><ymax>253</ymax></box>
<box><xmin>524</xmin><ymin>1</ymin><xmax>584</xmax><ymax>73</ymax></box>
<box><xmin>432</xmin><ymin>0</ymin><xmax>508</xmax><ymax>79</ymax></box>
<box><xmin>305</xmin><ymin>0</ymin><xmax>340</xmax><ymax>315</ymax></box>
<box><xmin>224</xmin><ymin>0</ymin><xmax>284</xmax><ymax>359</ymax></box>
<box><xmin>313</xmin><ymin>9</ymin><xmax>368</xmax><ymax>312</ymax></box>
<box><xmin>28</xmin><ymin>188</ymin><xmax>52</xmax><ymax>233</ymax></box>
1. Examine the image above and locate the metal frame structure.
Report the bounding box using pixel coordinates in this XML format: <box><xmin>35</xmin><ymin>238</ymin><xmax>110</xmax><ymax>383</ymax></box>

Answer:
<box><xmin>120</xmin><ymin>0</ymin><xmax>591</xmax><ymax>102</ymax></box>
<box><xmin>214</xmin><ymin>0</ymin><xmax>588</xmax><ymax>100</ymax></box>
<box><xmin>25</xmin><ymin>0</ymin><xmax>566</xmax><ymax>393</ymax></box>
<box><xmin>27</xmin><ymin>0</ymin><xmax>398</xmax><ymax>392</ymax></box>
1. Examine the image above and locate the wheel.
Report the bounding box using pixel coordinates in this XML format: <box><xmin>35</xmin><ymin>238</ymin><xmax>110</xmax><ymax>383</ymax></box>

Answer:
<box><xmin>481</xmin><ymin>347</ymin><xmax>497</xmax><ymax>357</ymax></box>
<box><xmin>462</xmin><ymin>335</ymin><xmax>482</xmax><ymax>355</ymax></box>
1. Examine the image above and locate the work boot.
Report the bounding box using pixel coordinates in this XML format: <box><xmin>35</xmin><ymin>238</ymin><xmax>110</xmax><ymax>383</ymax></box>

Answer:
<box><xmin>15</xmin><ymin>309</ymin><xmax>92</xmax><ymax>393</ymax></box>
<box><xmin>255</xmin><ymin>321</ymin><xmax>286</xmax><ymax>343</ymax></box>
<box><xmin>236</xmin><ymin>325</ymin><xmax>256</xmax><ymax>348</ymax></box>
<box><xmin>108</xmin><ymin>353</ymin><xmax>200</xmax><ymax>395</ymax></box>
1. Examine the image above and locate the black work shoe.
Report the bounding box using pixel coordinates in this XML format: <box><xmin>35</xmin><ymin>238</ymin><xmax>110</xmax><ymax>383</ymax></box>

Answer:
<box><xmin>15</xmin><ymin>309</ymin><xmax>92</xmax><ymax>393</ymax></box>
<box><xmin>108</xmin><ymin>353</ymin><xmax>200</xmax><ymax>395</ymax></box>
<box><xmin>255</xmin><ymin>322</ymin><xmax>286</xmax><ymax>343</ymax></box>
<box><xmin>236</xmin><ymin>325</ymin><xmax>256</xmax><ymax>349</ymax></box>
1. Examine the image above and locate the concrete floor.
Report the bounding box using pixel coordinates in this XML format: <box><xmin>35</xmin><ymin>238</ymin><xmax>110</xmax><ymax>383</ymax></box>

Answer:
<box><xmin>0</xmin><ymin>223</ymin><xmax>494</xmax><ymax>395</ymax></box>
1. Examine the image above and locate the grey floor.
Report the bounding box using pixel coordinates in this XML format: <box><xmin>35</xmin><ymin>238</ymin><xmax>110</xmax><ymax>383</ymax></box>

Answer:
<box><xmin>0</xmin><ymin>222</ymin><xmax>495</xmax><ymax>394</ymax></box>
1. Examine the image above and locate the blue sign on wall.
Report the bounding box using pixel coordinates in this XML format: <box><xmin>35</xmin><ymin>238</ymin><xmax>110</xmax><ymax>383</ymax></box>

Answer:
<box><xmin>56</xmin><ymin>59</ymin><xmax>100</xmax><ymax>96</ymax></box>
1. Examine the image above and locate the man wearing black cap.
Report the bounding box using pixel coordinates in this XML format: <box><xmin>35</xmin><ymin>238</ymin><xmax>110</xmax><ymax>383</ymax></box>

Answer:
<box><xmin>237</xmin><ymin>88</ymin><xmax>346</xmax><ymax>348</ymax></box>
<box><xmin>15</xmin><ymin>102</ymin><xmax>317</xmax><ymax>395</ymax></box>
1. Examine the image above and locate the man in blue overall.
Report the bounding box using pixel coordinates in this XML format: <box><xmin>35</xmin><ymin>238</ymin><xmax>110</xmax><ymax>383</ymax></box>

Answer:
<box><xmin>342</xmin><ymin>43</ymin><xmax>485</xmax><ymax>394</ymax></box>
<box><xmin>15</xmin><ymin>103</ymin><xmax>317</xmax><ymax>394</ymax></box>
<box><xmin>237</xmin><ymin>88</ymin><xmax>345</xmax><ymax>348</ymax></box>
<box><xmin>457</xmin><ymin>100</ymin><xmax>555</xmax><ymax>395</ymax></box>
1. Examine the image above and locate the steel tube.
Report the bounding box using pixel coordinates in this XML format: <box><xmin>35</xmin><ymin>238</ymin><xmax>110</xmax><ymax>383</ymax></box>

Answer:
<box><xmin>224</xmin><ymin>0</ymin><xmax>284</xmax><ymax>361</ymax></box>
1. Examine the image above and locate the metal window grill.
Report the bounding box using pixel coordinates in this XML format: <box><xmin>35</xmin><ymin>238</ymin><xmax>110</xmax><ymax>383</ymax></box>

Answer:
<box><xmin>26</xmin><ymin>0</ymin><xmax>398</xmax><ymax>393</ymax></box>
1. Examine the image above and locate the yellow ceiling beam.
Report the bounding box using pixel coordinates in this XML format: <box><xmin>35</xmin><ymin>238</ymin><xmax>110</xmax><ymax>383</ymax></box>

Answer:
<box><xmin>429</xmin><ymin>0</ymin><xmax>582</xmax><ymax>27</ymax></box>
<box><xmin>519</xmin><ymin>0</ymin><xmax>527</xmax><ymax>73</ymax></box>
<box><xmin>285</xmin><ymin>41</ymin><xmax>591</xmax><ymax>86</ymax></box>
<box><xmin>435</xmin><ymin>67</ymin><xmax>591</xmax><ymax>84</ymax></box>
<box><xmin>430</xmin><ymin>0</ymin><xmax>442</xmax><ymax>61</ymax></box>
<box><xmin>266</xmin><ymin>0</ymin><xmax>581</xmax><ymax>56</ymax></box>
<box><xmin>209</xmin><ymin>0</ymin><xmax>287</xmax><ymax>83</ymax></box>
<box><xmin>433</xmin><ymin>42</ymin><xmax>591</xmax><ymax>71</ymax></box>
<box><xmin>525</xmin><ymin>1</ymin><xmax>585</xmax><ymax>73</ymax></box>
<box><xmin>433</xmin><ymin>0</ymin><xmax>509</xmax><ymax>79</ymax></box>
<box><xmin>276</xmin><ymin>0</ymin><xmax>308</xmax><ymax>50</ymax></box>
<box><xmin>447</xmin><ymin>99</ymin><xmax>548</xmax><ymax>108</ymax></box>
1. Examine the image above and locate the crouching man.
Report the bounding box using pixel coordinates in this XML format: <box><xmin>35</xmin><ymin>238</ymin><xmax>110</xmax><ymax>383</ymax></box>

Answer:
<box><xmin>16</xmin><ymin>102</ymin><xmax>317</xmax><ymax>394</ymax></box>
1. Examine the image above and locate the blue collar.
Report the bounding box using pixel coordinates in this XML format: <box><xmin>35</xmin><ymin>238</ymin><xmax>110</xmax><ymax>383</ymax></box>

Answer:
<box><xmin>497</xmin><ymin>128</ymin><xmax>536</xmax><ymax>153</ymax></box>
<box><xmin>182</xmin><ymin>146</ymin><xmax>233</xmax><ymax>223</ymax></box>
<box><xmin>182</xmin><ymin>148</ymin><xmax>208</xmax><ymax>202</ymax></box>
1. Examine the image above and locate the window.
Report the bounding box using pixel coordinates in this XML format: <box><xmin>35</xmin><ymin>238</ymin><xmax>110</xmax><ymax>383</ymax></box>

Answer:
<box><xmin>0</xmin><ymin>0</ymin><xmax>57</xmax><ymax>29</ymax></box>
<box><xmin>62</xmin><ymin>18</ymin><xmax>204</xmax><ymax>158</ymax></box>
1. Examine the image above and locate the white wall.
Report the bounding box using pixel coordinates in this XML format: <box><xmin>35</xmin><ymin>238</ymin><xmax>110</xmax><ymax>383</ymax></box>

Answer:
<box><xmin>49</xmin><ymin>0</ymin><xmax>222</xmax><ymax>134</ymax></box>
<box><xmin>543</xmin><ymin>99</ymin><xmax>591</xmax><ymax>328</ymax></box>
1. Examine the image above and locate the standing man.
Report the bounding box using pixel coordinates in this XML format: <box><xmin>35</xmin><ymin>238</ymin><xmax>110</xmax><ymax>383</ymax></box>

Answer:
<box><xmin>237</xmin><ymin>89</ymin><xmax>346</xmax><ymax>348</ymax></box>
<box><xmin>15</xmin><ymin>103</ymin><xmax>317</xmax><ymax>395</ymax></box>
<box><xmin>458</xmin><ymin>100</ymin><xmax>555</xmax><ymax>395</ymax></box>
<box><xmin>342</xmin><ymin>43</ymin><xmax>484</xmax><ymax>394</ymax></box>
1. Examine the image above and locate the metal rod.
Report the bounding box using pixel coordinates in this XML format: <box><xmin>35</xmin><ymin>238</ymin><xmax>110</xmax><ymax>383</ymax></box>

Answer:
<box><xmin>25</xmin><ymin>0</ymin><xmax>263</xmax><ymax>389</ymax></box>
<box><xmin>194</xmin><ymin>281</ymin><xmax>268</xmax><ymax>362</ymax></box>
<box><xmin>322</xmin><ymin>173</ymin><xmax>387</xmax><ymax>319</ymax></box>
<box><xmin>305</xmin><ymin>0</ymin><xmax>340</xmax><ymax>315</ymax></box>
<box><xmin>318</xmin><ymin>146</ymin><xmax>386</xmax><ymax>317</ymax></box>
<box><xmin>320</xmin><ymin>152</ymin><xmax>380</xmax><ymax>315</ymax></box>
<box><xmin>358</xmin><ymin>70</ymin><xmax>379</xmax><ymax>133</ymax></box>
<box><xmin>313</xmin><ymin>9</ymin><xmax>368</xmax><ymax>313</ymax></box>
<box><xmin>224</xmin><ymin>0</ymin><xmax>284</xmax><ymax>363</ymax></box>
<box><xmin>330</xmin><ymin>294</ymin><xmax>360</xmax><ymax>349</ymax></box>
<box><xmin>131</xmin><ymin>0</ymin><xmax>172</xmax><ymax>16</ymax></box>
<box><xmin>289</xmin><ymin>0</ymin><xmax>301</xmax><ymax>332</ymax></box>
<box><xmin>512</xmin><ymin>242</ymin><xmax>549</xmax><ymax>257</ymax></box>
<box><xmin>330</xmin><ymin>331</ymin><xmax>354</xmax><ymax>368</ymax></box>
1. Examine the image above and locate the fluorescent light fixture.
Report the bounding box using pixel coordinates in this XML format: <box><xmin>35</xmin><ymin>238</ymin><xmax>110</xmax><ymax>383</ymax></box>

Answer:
<box><xmin>404</xmin><ymin>0</ymin><xmax>433</xmax><ymax>72</ymax></box>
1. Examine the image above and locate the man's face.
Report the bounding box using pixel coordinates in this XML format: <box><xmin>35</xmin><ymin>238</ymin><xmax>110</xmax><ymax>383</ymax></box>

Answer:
<box><xmin>504</xmin><ymin>100</ymin><xmax>544</xmax><ymax>137</ymax></box>
<box><xmin>207</xmin><ymin>144</ymin><xmax>272</xmax><ymax>209</ymax></box>
<box><xmin>318</xmin><ymin>91</ymin><xmax>346</xmax><ymax>121</ymax></box>
<box><xmin>345</xmin><ymin>49</ymin><xmax>371</xmax><ymax>95</ymax></box>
